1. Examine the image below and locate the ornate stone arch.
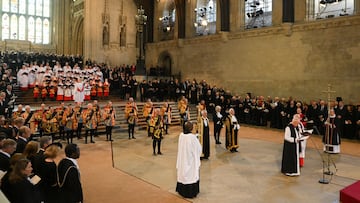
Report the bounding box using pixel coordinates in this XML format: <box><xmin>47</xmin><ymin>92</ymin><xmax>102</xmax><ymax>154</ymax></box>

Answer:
<box><xmin>71</xmin><ymin>16</ymin><xmax>84</xmax><ymax>56</ymax></box>
<box><xmin>157</xmin><ymin>50</ymin><xmax>173</xmax><ymax>76</ymax></box>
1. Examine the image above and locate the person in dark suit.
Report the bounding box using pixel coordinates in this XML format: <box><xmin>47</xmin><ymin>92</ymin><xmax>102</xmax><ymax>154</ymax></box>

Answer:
<box><xmin>15</xmin><ymin>126</ymin><xmax>31</xmax><ymax>154</ymax></box>
<box><xmin>12</xmin><ymin>117</ymin><xmax>25</xmax><ymax>140</ymax></box>
<box><xmin>57</xmin><ymin>143</ymin><xmax>83</xmax><ymax>203</ymax></box>
<box><xmin>32</xmin><ymin>136</ymin><xmax>52</xmax><ymax>175</ymax></box>
<box><xmin>0</xmin><ymin>92</ymin><xmax>8</xmax><ymax>116</ymax></box>
<box><xmin>213</xmin><ymin>106</ymin><xmax>223</xmax><ymax>144</ymax></box>
<box><xmin>0</xmin><ymin>139</ymin><xmax>17</xmax><ymax>172</ymax></box>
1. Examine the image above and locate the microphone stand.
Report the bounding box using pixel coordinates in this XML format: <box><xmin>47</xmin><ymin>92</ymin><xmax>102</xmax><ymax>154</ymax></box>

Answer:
<box><xmin>310</xmin><ymin>126</ymin><xmax>330</xmax><ymax>184</ymax></box>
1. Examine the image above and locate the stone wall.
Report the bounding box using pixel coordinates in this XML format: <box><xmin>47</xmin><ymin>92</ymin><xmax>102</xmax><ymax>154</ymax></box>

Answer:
<box><xmin>146</xmin><ymin>16</ymin><xmax>360</xmax><ymax>103</ymax></box>
<box><xmin>83</xmin><ymin>0</ymin><xmax>138</xmax><ymax>66</ymax></box>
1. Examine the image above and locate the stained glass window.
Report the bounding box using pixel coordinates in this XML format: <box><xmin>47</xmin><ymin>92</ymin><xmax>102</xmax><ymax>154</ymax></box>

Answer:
<box><xmin>10</xmin><ymin>15</ymin><xmax>18</xmax><ymax>39</ymax></box>
<box><xmin>36</xmin><ymin>0</ymin><xmax>43</xmax><ymax>16</ymax></box>
<box><xmin>1</xmin><ymin>0</ymin><xmax>52</xmax><ymax>44</ymax></box>
<box><xmin>2</xmin><ymin>14</ymin><xmax>10</xmax><ymax>39</ymax></box>
<box><xmin>19</xmin><ymin>0</ymin><xmax>26</xmax><ymax>14</ymax></box>
<box><xmin>35</xmin><ymin>18</ymin><xmax>42</xmax><ymax>43</ymax></box>
<box><xmin>43</xmin><ymin>0</ymin><xmax>50</xmax><ymax>17</ymax></box>
<box><xmin>43</xmin><ymin>19</ymin><xmax>50</xmax><ymax>44</ymax></box>
<box><xmin>28</xmin><ymin>0</ymin><xmax>36</xmax><ymax>15</ymax></box>
<box><xmin>28</xmin><ymin>17</ymin><xmax>35</xmax><ymax>43</ymax></box>
<box><xmin>2</xmin><ymin>0</ymin><xmax>10</xmax><ymax>12</ymax></box>
<box><xmin>10</xmin><ymin>0</ymin><xmax>18</xmax><ymax>13</ymax></box>
<box><xmin>19</xmin><ymin>16</ymin><xmax>26</xmax><ymax>40</ymax></box>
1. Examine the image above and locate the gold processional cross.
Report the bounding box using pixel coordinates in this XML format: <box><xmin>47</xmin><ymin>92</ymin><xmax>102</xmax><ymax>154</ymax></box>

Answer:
<box><xmin>322</xmin><ymin>84</ymin><xmax>336</xmax><ymax>113</ymax></box>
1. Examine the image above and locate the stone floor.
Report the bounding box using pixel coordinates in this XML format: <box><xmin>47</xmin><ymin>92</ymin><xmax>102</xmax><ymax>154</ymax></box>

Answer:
<box><xmin>110</xmin><ymin>125</ymin><xmax>360</xmax><ymax>203</ymax></box>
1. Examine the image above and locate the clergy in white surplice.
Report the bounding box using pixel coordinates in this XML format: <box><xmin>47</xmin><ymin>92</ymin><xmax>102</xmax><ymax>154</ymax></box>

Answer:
<box><xmin>176</xmin><ymin>122</ymin><xmax>202</xmax><ymax>198</ymax></box>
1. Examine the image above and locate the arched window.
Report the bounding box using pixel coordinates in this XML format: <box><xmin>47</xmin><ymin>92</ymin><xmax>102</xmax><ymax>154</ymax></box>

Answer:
<box><xmin>35</xmin><ymin>18</ymin><xmax>42</xmax><ymax>43</ymax></box>
<box><xmin>43</xmin><ymin>19</ymin><xmax>50</xmax><ymax>44</ymax></box>
<box><xmin>19</xmin><ymin>15</ymin><xmax>26</xmax><ymax>40</ymax></box>
<box><xmin>1</xmin><ymin>0</ymin><xmax>52</xmax><ymax>44</ymax></box>
<box><xmin>10</xmin><ymin>15</ymin><xmax>18</xmax><ymax>39</ymax></box>
<box><xmin>194</xmin><ymin>0</ymin><xmax>217</xmax><ymax>36</ymax></box>
<box><xmin>307</xmin><ymin>0</ymin><xmax>354</xmax><ymax>20</ymax></box>
<box><xmin>244</xmin><ymin>0</ymin><xmax>272</xmax><ymax>29</ymax></box>
<box><xmin>28</xmin><ymin>17</ymin><xmax>35</xmax><ymax>43</ymax></box>
<box><xmin>2</xmin><ymin>14</ymin><xmax>10</xmax><ymax>39</ymax></box>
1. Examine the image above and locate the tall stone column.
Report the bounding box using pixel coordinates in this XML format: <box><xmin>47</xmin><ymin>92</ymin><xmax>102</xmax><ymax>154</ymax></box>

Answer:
<box><xmin>355</xmin><ymin>0</ymin><xmax>360</xmax><ymax>15</ymax></box>
<box><xmin>153</xmin><ymin>0</ymin><xmax>161</xmax><ymax>42</ymax></box>
<box><xmin>185</xmin><ymin>0</ymin><xmax>195</xmax><ymax>38</ymax></box>
<box><xmin>229</xmin><ymin>0</ymin><xmax>243</xmax><ymax>32</ymax></box>
<box><xmin>294</xmin><ymin>0</ymin><xmax>306</xmax><ymax>23</ymax></box>
<box><xmin>216</xmin><ymin>0</ymin><xmax>221</xmax><ymax>33</ymax></box>
<box><xmin>272</xmin><ymin>0</ymin><xmax>283</xmax><ymax>26</ymax></box>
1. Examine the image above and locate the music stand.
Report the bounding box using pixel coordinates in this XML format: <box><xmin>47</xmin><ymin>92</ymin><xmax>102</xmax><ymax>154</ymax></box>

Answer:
<box><xmin>310</xmin><ymin>126</ymin><xmax>331</xmax><ymax>184</ymax></box>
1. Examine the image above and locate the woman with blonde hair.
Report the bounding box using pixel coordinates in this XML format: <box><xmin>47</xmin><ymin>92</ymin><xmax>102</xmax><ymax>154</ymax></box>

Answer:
<box><xmin>38</xmin><ymin>144</ymin><xmax>62</xmax><ymax>202</ymax></box>
<box><xmin>22</xmin><ymin>141</ymin><xmax>39</xmax><ymax>166</ymax></box>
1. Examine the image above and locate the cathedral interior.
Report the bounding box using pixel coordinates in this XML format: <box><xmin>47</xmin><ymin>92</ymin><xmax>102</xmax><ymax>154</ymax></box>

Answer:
<box><xmin>1</xmin><ymin>1</ymin><xmax>360</xmax><ymax>203</ymax></box>
<box><xmin>0</xmin><ymin>0</ymin><xmax>359</xmax><ymax>102</ymax></box>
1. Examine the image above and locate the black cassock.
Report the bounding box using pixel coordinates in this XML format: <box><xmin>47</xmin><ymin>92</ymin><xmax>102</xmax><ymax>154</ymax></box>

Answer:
<box><xmin>202</xmin><ymin>121</ymin><xmax>210</xmax><ymax>159</ymax></box>
<box><xmin>281</xmin><ymin>124</ymin><xmax>300</xmax><ymax>175</ymax></box>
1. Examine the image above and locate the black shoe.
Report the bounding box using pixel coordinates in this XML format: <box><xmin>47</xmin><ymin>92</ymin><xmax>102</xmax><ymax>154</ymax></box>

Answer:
<box><xmin>91</xmin><ymin>140</ymin><xmax>95</xmax><ymax>143</ymax></box>
<box><xmin>153</xmin><ymin>152</ymin><xmax>156</xmax><ymax>156</ymax></box>
<box><xmin>129</xmin><ymin>137</ymin><xmax>131</xmax><ymax>139</ymax></box>
<box><xmin>132</xmin><ymin>137</ymin><xmax>136</xmax><ymax>139</ymax></box>
<box><xmin>157</xmin><ymin>152</ymin><xmax>162</xmax><ymax>155</ymax></box>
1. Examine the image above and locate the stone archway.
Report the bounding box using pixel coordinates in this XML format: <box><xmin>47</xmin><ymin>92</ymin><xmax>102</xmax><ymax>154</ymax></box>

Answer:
<box><xmin>71</xmin><ymin>17</ymin><xmax>84</xmax><ymax>56</ymax></box>
<box><xmin>157</xmin><ymin>51</ymin><xmax>173</xmax><ymax>76</ymax></box>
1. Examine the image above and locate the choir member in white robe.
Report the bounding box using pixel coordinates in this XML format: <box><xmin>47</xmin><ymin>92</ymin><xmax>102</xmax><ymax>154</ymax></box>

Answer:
<box><xmin>28</xmin><ymin>69</ymin><xmax>36</xmax><ymax>88</ymax></box>
<box><xmin>53</xmin><ymin>61</ymin><xmax>62</xmax><ymax>76</ymax></box>
<box><xmin>281</xmin><ymin>114</ymin><xmax>308</xmax><ymax>176</ymax></box>
<box><xmin>176</xmin><ymin>122</ymin><xmax>202</xmax><ymax>198</ymax></box>
<box><xmin>63</xmin><ymin>62</ymin><xmax>72</xmax><ymax>73</ymax></box>
<box><xmin>73</xmin><ymin>78</ymin><xmax>85</xmax><ymax>104</ymax></box>
<box><xmin>17</xmin><ymin>65</ymin><xmax>27</xmax><ymax>85</ymax></box>
<box><xmin>19</xmin><ymin>72</ymin><xmax>29</xmax><ymax>91</ymax></box>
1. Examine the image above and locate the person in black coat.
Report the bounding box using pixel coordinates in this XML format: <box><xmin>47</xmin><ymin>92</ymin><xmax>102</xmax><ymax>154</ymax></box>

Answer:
<box><xmin>57</xmin><ymin>144</ymin><xmax>83</xmax><ymax>203</ymax></box>
<box><xmin>38</xmin><ymin>144</ymin><xmax>62</xmax><ymax>203</ymax></box>
<box><xmin>6</xmin><ymin>158</ymin><xmax>42</xmax><ymax>203</ymax></box>
<box><xmin>0</xmin><ymin>139</ymin><xmax>17</xmax><ymax>172</ymax></box>
<box><xmin>32</xmin><ymin>136</ymin><xmax>52</xmax><ymax>175</ymax></box>
<box><xmin>213</xmin><ymin>106</ymin><xmax>223</xmax><ymax>144</ymax></box>
<box><xmin>15</xmin><ymin>126</ymin><xmax>31</xmax><ymax>154</ymax></box>
<box><xmin>0</xmin><ymin>92</ymin><xmax>8</xmax><ymax>116</ymax></box>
